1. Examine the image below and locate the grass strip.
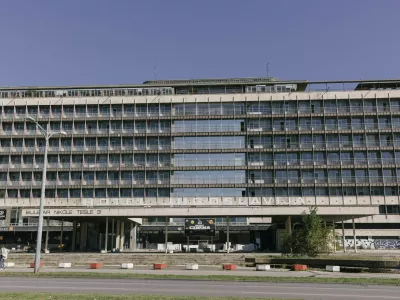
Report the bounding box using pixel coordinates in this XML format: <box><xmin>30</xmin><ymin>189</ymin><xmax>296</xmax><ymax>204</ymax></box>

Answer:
<box><xmin>0</xmin><ymin>293</ymin><xmax>297</xmax><ymax>300</ymax></box>
<box><xmin>0</xmin><ymin>271</ymin><xmax>399</xmax><ymax>286</ymax></box>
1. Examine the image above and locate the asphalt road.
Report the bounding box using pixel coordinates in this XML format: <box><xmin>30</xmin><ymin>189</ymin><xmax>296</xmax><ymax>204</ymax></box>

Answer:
<box><xmin>0</xmin><ymin>277</ymin><xmax>399</xmax><ymax>299</ymax></box>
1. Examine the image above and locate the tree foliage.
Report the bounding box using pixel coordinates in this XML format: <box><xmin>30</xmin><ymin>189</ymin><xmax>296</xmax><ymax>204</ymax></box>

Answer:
<box><xmin>282</xmin><ymin>207</ymin><xmax>333</xmax><ymax>257</ymax></box>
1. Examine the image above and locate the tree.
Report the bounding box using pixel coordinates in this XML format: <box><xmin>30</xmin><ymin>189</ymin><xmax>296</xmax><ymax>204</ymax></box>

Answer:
<box><xmin>282</xmin><ymin>207</ymin><xmax>333</xmax><ymax>257</ymax></box>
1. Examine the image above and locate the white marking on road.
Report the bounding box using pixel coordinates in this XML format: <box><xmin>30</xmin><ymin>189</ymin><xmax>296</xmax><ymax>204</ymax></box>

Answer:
<box><xmin>0</xmin><ymin>278</ymin><xmax>396</xmax><ymax>293</ymax></box>
<box><xmin>243</xmin><ymin>291</ymin><xmax>400</xmax><ymax>299</ymax></box>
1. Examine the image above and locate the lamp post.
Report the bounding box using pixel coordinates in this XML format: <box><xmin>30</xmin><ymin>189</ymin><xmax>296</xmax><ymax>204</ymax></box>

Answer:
<box><xmin>26</xmin><ymin>116</ymin><xmax>66</xmax><ymax>273</ymax></box>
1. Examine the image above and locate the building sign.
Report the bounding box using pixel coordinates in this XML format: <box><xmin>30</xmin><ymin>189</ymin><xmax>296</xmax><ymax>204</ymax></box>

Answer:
<box><xmin>23</xmin><ymin>209</ymin><xmax>104</xmax><ymax>217</ymax></box>
<box><xmin>0</xmin><ymin>226</ymin><xmax>13</xmax><ymax>232</ymax></box>
<box><xmin>70</xmin><ymin>197</ymin><xmax>306</xmax><ymax>207</ymax></box>
<box><xmin>0</xmin><ymin>209</ymin><xmax>6</xmax><ymax>221</ymax></box>
<box><xmin>21</xmin><ymin>197</ymin><xmax>313</xmax><ymax>217</ymax></box>
<box><xmin>185</xmin><ymin>219</ymin><xmax>216</xmax><ymax>236</ymax></box>
<box><xmin>1</xmin><ymin>197</ymin><xmax>310</xmax><ymax>208</ymax></box>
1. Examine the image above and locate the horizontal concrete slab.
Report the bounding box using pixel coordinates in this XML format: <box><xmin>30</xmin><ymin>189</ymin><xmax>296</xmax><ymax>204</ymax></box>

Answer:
<box><xmin>22</xmin><ymin>206</ymin><xmax>379</xmax><ymax>218</ymax></box>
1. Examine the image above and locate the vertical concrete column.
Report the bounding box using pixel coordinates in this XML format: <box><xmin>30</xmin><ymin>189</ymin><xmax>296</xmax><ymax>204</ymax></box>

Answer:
<box><xmin>44</xmin><ymin>217</ymin><xmax>50</xmax><ymax>251</ymax></box>
<box><xmin>352</xmin><ymin>217</ymin><xmax>357</xmax><ymax>253</ymax></box>
<box><xmin>120</xmin><ymin>221</ymin><xmax>125</xmax><ymax>250</ymax></box>
<box><xmin>226</xmin><ymin>216</ymin><xmax>230</xmax><ymax>253</ymax></box>
<box><xmin>332</xmin><ymin>221</ymin><xmax>336</xmax><ymax>252</ymax></box>
<box><xmin>80</xmin><ymin>222</ymin><xmax>87</xmax><ymax>251</ymax></box>
<box><xmin>285</xmin><ymin>216</ymin><xmax>292</xmax><ymax>253</ymax></box>
<box><xmin>60</xmin><ymin>219</ymin><xmax>64</xmax><ymax>250</ymax></box>
<box><xmin>186</xmin><ymin>236</ymin><xmax>190</xmax><ymax>253</ymax></box>
<box><xmin>116</xmin><ymin>220</ymin><xmax>121</xmax><ymax>250</ymax></box>
<box><xmin>18</xmin><ymin>209</ymin><xmax>24</xmax><ymax>225</ymax></box>
<box><xmin>72</xmin><ymin>220</ymin><xmax>77</xmax><ymax>252</ymax></box>
<box><xmin>111</xmin><ymin>218</ymin><xmax>115</xmax><ymax>249</ymax></box>
<box><xmin>104</xmin><ymin>217</ymin><xmax>109</xmax><ymax>252</ymax></box>
<box><xmin>341</xmin><ymin>221</ymin><xmax>346</xmax><ymax>253</ymax></box>
<box><xmin>165</xmin><ymin>216</ymin><xmax>168</xmax><ymax>253</ymax></box>
<box><xmin>129</xmin><ymin>222</ymin><xmax>136</xmax><ymax>251</ymax></box>
<box><xmin>285</xmin><ymin>216</ymin><xmax>292</xmax><ymax>234</ymax></box>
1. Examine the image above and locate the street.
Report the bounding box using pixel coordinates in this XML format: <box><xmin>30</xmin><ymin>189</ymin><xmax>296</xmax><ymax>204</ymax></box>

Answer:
<box><xmin>0</xmin><ymin>277</ymin><xmax>399</xmax><ymax>299</ymax></box>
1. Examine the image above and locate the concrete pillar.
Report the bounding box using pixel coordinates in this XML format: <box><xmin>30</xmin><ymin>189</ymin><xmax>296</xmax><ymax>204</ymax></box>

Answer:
<box><xmin>164</xmin><ymin>216</ymin><xmax>168</xmax><ymax>253</ymax></box>
<box><xmin>285</xmin><ymin>216</ymin><xmax>292</xmax><ymax>234</ymax></box>
<box><xmin>226</xmin><ymin>216</ymin><xmax>230</xmax><ymax>253</ymax></box>
<box><xmin>111</xmin><ymin>218</ymin><xmax>115</xmax><ymax>249</ymax></box>
<box><xmin>99</xmin><ymin>233</ymin><xmax>102</xmax><ymax>251</ymax></box>
<box><xmin>341</xmin><ymin>220</ymin><xmax>346</xmax><ymax>253</ymax></box>
<box><xmin>116</xmin><ymin>220</ymin><xmax>121</xmax><ymax>250</ymax></box>
<box><xmin>44</xmin><ymin>217</ymin><xmax>50</xmax><ymax>251</ymax></box>
<box><xmin>105</xmin><ymin>217</ymin><xmax>109</xmax><ymax>252</ymax></box>
<box><xmin>60</xmin><ymin>219</ymin><xmax>64</xmax><ymax>250</ymax></box>
<box><xmin>72</xmin><ymin>220</ymin><xmax>77</xmax><ymax>252</ymax></box>
<box><xmin>332</xmin><ymin>221</ymin><xmax>336</xmax><ymax>252</ymax></box>
<box><xmin>352</xmin><ymin>217</ymin><xmax>357</xmax><ymax>253</ymax></box>
<box><xmin>80</xmin><ymin>222</ymin><xmax>87</xmax><ymax>251</ymax></box>
<box><xmin>18</xmin><ymin>209</ymin><xmax>24</xmax><ymax>226</ymax></box>
<box><xmin>120</xmin><ymin>221</ymin><xmax>125</xmax><ymax>250</ymax></box>
<box><xmin>129</xmin><ymin>222</ymin><xmax>136</xmax><ymax>251</ymax></box>
<box><xmin>186</xmin><ymin>236</ymin><xmax>190</xmax><ymax>253</ymax></box>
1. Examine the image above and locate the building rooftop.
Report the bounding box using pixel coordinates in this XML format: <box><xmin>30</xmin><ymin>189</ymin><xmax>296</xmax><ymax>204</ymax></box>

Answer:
<box><xmin>0</xmin><ymin>77</ymin><xmax>400</xmax><ymax>92</ymax></box>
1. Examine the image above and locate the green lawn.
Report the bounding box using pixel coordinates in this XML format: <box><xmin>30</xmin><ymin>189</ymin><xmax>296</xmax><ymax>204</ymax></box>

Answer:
<box><xmin>0</xmin><ymin>271</ymin><xmax>399</xmax><ymax>286</ymax></box>
<box><xmin>0</xmin><ymin>293</ymin><xmax>297</xmax><ymax>300</ymax></box>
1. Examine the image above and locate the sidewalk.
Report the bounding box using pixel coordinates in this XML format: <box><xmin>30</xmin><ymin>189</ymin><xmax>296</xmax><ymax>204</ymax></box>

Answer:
<box><xmin>3</xmin><ymin>265</ymin><xmax>400</xmax><ymax>279</ymax></box>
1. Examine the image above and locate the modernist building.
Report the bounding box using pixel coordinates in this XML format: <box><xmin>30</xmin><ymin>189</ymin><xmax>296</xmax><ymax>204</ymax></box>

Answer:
<box><xmin>0</xmin><ymin>77</ymin><xmax>399</xmax><ymax>251</ymax></box>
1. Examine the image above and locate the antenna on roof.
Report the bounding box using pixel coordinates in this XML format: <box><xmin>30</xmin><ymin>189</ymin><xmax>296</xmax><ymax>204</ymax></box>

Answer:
<box><xmin>153</xmin><ymin>64</ymin><xmax>157</xmax><ymax>80</ymax></box>
<box><xmin>265</xmin><ymin>62</ymin><xmax>270</xmax><ymax>77</ymax></box>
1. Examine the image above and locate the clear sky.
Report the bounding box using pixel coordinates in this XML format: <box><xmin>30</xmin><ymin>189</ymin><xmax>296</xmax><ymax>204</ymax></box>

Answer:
<box><xmin>0</xmin><ymin>0</ymin><xmax>399</xmax><ymax>86</ymax></box>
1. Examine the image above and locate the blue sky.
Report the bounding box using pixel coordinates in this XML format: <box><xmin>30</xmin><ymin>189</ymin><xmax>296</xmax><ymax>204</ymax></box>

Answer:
<box><xmin>0</xmin><ymin>0</ymin><xmax>399</xmax><ymax>86</ymax></box>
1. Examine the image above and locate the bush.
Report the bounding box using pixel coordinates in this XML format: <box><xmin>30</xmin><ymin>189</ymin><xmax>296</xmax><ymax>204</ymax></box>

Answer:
<box><xmin>282</xmin><ymin>207</ymin><xmax>333</xmax><ymax>257</ymax></box>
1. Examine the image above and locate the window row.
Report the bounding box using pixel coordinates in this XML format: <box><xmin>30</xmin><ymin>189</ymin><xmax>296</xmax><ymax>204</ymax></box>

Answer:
<box><xmin>0</xmin><ymin>87</ymin><xmax>174</xmax><ymax>99</ymax></box>
<box><xmin>0</xmin><ymin>188</ymin><xmax>171</xmax><ymax>198</ymax></box>
<box><xmin>1</xmin><ymin>186</ymin><xmax>400</xmax><ymax>198</ymax></box>
<box><xmin>0</xmin><ymin>154</ymin><xmax>171</xmax><ymax>166</ymax></box>
<box><xmin>1</xmin><ymin>120</ymin><xmax>172</xmax><ymax>133</ymax></box>
<box><xmin>174</xmin><ymin>99</ymin><xmax>400</xmax><ymax>115</ymax></box>
<box><xmin>248</xmin><ymin>151</ymin><xmax>400</xmax><ymax>165</ymax></box>
<box><xmin>175</xmin><ymin>135</ymin><xmax>400</xmax><ymax>149</ymax></box>
<box><xmin>0</xmin><ymin>137</ymin><xmax>171</xmax><ymax>150</ymax></box>
<box><xmin>247</xmin><ymin>186</ymin><xmax>400</xmax><ymax>197</ymax></box>
<box><xmin>3</xmin><ymin>169</ymin><xmax>400</xmax><ymax>185</ymax></box>
<box><xmin>247</xmin><ymin>117</ymin><xmax>400</xmax><ymax>131</ymax></box>
<box><xmin>2</xmin><ymin>171</ymin><xmax>170</xmax><ymax>182</ymax></box>
<box><xmin>1</xmin><ymin>98</ymin><xmax>400</xmax><ymax>118</ymax></box>
<box><xmin>3</xmin><ymin>151</ymin><xmax>400</xmax><ymax>168</ymax></box>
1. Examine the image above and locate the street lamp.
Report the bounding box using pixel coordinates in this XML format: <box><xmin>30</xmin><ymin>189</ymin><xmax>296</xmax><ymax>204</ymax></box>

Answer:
<box><xmin>26</xmin><ymin>116</ymin><xmax>67</xmax><ymax>273</ymax></box>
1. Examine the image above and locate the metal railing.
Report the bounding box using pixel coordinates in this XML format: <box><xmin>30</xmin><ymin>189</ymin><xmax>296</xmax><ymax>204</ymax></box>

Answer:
<box><xmin>2</xmin><ymin>104</ymin><xmax>400</xmax><ymax>121</ymax></box>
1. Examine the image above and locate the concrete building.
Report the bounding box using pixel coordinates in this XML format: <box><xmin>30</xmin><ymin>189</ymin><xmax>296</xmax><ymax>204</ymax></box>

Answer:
<box><xmin>0</xmin><ymin>77</ymin><xmax>399</xmax><ymax>251</ymax></box>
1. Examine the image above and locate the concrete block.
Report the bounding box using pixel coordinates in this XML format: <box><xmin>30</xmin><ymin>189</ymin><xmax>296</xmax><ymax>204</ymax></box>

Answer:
<box><xmin>90</xmin><ymin>263</ymin><xmax>103</xmax><ymax>269</ymax></box>
<box><xmin>121</xmin><ymin>263</ymin><xmax>134</xmax><ymax>269</ymax></box>
<box><xmin>30</xmin><ymin>262</ymin><xmax>43</xmax><ymax>268</ymax></box>
<box><xmin>256</xmin><ymin>264</ymin><xmax>270</xmax><ymax>271</ymax></box>
<box><xmin>326</xmin><ymin>265</ymin><xmax>340</xmax><ymax>272</ymax></box>
<box><xmin>4</xmin><ymin>262</ymin><xmax>15</xmax><ymax>268</ymax></box>
<box><xmin>292</xmin><ymin>264</ymin><xmax>307</xmax><ymax>271</ymax></box>
<box><xmin>223</xmin><ymin>264</ymin><xmax>236</xmax><ymax>270</ymax></box>
<box><xmin>185</xmin><ymin>263</ymin><xmax>199</xmax><ymax>270</ymax></box>
<box><xmin>59</xmin><ymin>263</ymin><xmax>71</xmax><ymax>268</ymax></box>
<box><xmin>154</xmin><ymin>263</ymin><xmax>167</xmax><ymax>270</ymax></box>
